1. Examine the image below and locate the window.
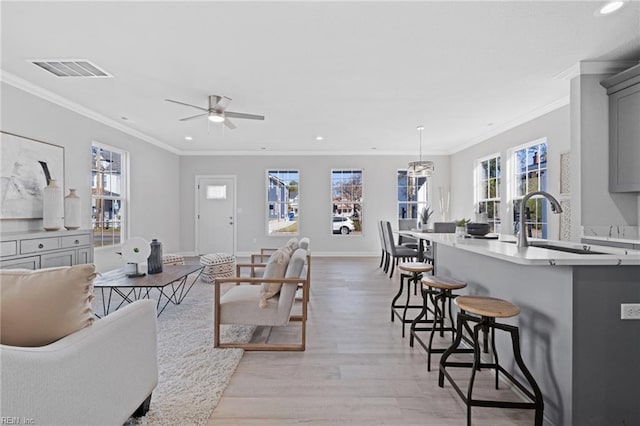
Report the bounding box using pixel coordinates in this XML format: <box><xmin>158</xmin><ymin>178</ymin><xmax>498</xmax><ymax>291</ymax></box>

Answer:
<box><xmin>397</xmin><ymin>170</ymin><xmax>429</xmax><ymax>220</ymax></box>
<box><xmin>267</xmin><ymin>170</ymin><xmax>299</xmax><ymax>236</ymax></box>
<box><xmin>91</xmin><ymin>143</ymin><xmax>127</xmax><ymax>248</ymax></box>
<box><xmin>512</xmin><ymin>140</ymin><xmax>548</xmax><ymax>238</ymax></box>
<box><xmin>476</xmin><ymin>155</ymin><xmax>501</xmax><ymax>233</ymax></box>
<box><xmin>206</xmin><ymin>185</ymin><xmax>227</xmax><ymax>200</ymax></box>
<box><xmin>331</xmin><ymin>169</ymin><xmax>362</xmax><ymax>235</ymax></box>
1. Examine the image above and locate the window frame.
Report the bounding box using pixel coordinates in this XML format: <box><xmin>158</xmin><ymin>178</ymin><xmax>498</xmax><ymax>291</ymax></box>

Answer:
<box><xmin>330</xmin><ymin>169</ymin><xmax>363</xmax><ymax>236</ymax></box>
<box><xmin>475</xmin><ymin>153</ymin><xmax>501</xmax><ymax>233</ymax></box>
<box><xmin>509</xmin><ymin>137</ymin><xmax>549</xmax><ymax>239</ymax></box>
<box><xmin>265</xmin><ymin>169</ymin><xmax>299</xmax><ymax>237</ymax></box>
<box><xmin>91</xmin><ymin>142</ymin><xmax>128</xmax><ymax>249</ymax></box>
<box><xmin>396</xmin><ymin>169</ymin><xmax>430</xmax><ymax>222</ymax></box>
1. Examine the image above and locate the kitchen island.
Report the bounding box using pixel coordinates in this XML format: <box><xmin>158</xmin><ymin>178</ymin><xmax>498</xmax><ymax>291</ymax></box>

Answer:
<box><xmin>405</xmin><ymin>232</ymin><xmax>640</xmax><ymax>426</ymax></box>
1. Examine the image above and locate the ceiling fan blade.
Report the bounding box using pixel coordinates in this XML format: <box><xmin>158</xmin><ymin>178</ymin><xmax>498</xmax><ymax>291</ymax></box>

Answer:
<box><xmin>225</xmin><ymin>111</ymin><xmax>265</xmax><ymax>120</ymax></box>
<box><xmin>224</xmin><ymin>118</ymin><xmax>237</xmax><ymax>130</ymax></box>
<box><xmin>179</xmin><ymin>113</ymin><xmax>208</xmax><ymax>121</ymax></box>
<box><xmin>165</xmin><ymin>98</ymin><xmax>208</xmax><ymax>112</ymax></box>
<box><xmin>215</xmin><ymin>96</ymin><xmax>232</xmax><ymax>111</ymax></box>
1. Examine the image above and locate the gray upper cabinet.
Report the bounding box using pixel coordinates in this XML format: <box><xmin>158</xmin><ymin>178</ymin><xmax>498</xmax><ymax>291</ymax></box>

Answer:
<box><xmin>601</xmin><ymin>64</ymin><xmax>640</xmax><ymax>193</ymax></box>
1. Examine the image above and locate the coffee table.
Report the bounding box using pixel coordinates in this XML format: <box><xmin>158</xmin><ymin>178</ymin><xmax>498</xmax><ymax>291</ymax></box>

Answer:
<box><xmin>94</xmin><ymin>263</ymin><xmax>205</xmax><ymax>317</ymax></box>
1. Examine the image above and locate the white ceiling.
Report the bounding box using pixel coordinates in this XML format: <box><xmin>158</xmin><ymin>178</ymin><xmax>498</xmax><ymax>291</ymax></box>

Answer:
<box><xmin>2</xmin><ymin>1</ymin><xmax>639</xmax><ymax>156</ymax></box>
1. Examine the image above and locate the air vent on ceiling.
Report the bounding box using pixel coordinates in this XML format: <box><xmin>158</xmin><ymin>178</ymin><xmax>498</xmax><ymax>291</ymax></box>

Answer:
<box><xmin>30</xmin><ymin>59</ymin><xmax>112</xmax><ymax>78</ymax></box>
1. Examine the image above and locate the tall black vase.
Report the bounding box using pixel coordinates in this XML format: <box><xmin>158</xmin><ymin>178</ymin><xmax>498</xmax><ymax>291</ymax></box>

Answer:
<box><xmin>148</xmin><ymin>239</ymin><xmax>163</xmax><ymax>274</ymax></box>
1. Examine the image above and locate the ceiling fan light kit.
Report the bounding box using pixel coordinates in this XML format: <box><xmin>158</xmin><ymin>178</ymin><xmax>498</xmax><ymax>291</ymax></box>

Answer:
<box><xmin>208</xmin><ymin>111</ymin><xmax>225</xmax><ymax>123</ymax></box>
<box><xmin>165</xmin><ymin>94</ymin><xmax>264</xmax><ymax>130</ymax></box>
<box><xmin>408</xmin><ymin>125</ymin><xmax>435</xmax><ymax>177</ymax></box>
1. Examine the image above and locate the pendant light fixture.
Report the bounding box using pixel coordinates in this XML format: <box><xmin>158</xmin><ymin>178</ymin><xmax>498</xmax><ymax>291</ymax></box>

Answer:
<box><xmin>407</xmin><ymin>125</ymin><xmax>434</xmax><ymax>177</ymax></box>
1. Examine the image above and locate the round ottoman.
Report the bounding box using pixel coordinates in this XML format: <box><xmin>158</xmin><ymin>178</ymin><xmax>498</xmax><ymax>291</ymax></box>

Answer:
<box><xmin>199</xmin><ymin>253</ymin><xmax>236</xmax><ymax>283</ymax></box>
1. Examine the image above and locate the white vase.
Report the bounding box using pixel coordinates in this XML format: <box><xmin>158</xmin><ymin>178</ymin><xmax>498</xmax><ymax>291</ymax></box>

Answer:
<box><xmin>43</xmin><ymin>179</ymin><xmax>63</xmax><ymax>231</ymax></box>
<box><xmin>64</xmin><ymin>189</ymin><xmax>81</xmax><ymax>230</ymax></box>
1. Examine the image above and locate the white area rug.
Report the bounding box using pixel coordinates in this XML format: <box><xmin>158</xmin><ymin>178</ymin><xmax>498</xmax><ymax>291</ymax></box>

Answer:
<box><xmin>94</xmin><ymin>280</ymin><xmax>254</xmax><ymax>425</ymax></box>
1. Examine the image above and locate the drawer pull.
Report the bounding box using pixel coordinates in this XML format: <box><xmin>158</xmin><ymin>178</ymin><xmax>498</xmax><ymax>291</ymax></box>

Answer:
<box><xmin>75</xmin><ymin>240</ymin><xmax>80</xmax><ymax>245</ymax></box>
<box><xmin>38</xmin><ymin>243</ymin><xmax>44</xmax><ymax>249</ymax></box>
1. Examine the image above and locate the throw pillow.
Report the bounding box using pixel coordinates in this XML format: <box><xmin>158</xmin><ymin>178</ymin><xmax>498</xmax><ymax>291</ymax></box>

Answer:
<box><xmin>259</xmin><ymin>248</ymin><xmax>290</xmax><ymax>308</ymax></box>
<box><xmin>0</xmin><ymin>264</ymin><xmax>97</xmax><ymax>347</ymax></box>
<box><xmin>285</xmin><ymin>237</ymin><xmax>299</xmax><ymax>252</ymax></box>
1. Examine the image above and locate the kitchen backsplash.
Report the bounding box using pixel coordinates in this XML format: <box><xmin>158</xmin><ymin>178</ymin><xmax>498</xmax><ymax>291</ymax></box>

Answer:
<box><xmin>582</xmin><ymin>225</ymin><xmax>640</xmax><ymax>240</ymax></box>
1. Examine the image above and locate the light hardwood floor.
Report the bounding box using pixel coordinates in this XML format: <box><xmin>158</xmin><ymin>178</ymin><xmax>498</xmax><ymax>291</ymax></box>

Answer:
<box><xmin>208</xmin><ymin>257</ymin><xmax>537</xmax><ymax>425</ymax></box>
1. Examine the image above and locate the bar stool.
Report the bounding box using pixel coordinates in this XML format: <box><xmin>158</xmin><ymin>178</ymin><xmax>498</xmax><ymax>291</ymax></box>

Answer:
<box><xmin>438</xmin><ymin>296</ymin><xmax>544</xmax><ymax>426</ymax></box>
<box><xmin>390</xmin><ymin>262</ymin><xmax>433</xmax><ymax>337</ymax></box>
<box><xmin>410</xmin><ymin>276</ymin><xmax>471</xmax><ymax>371</ymax></box>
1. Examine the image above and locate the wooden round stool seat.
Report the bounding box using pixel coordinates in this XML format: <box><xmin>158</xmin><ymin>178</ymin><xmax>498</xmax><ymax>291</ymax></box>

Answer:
<box><xmin>422</xmin><ymin>275</ymin><xmax>467</xmax><ymax>291</ymax></box>
<box><xmin>398</xmin><ymin>262</ymin><xmax>433</xmax><ymax>274</ymax></box>
<box><xmin>455</xmin><ymin>295</ymin><xmax>520</xmax><ymax>318</ymax></box>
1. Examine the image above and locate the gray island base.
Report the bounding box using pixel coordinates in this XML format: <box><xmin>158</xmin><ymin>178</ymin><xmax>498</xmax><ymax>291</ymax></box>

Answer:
<box><xmin>408</xmin><ymin>233</ymin><xmax>640</xmax><ymax>426</ymax></box>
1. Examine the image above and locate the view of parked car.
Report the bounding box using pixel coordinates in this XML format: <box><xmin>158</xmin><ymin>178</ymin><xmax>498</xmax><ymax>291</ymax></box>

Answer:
<box><xmin>332</xmin><ymin>216</ymin><xmax>355</xmax><ymax>234</ymax></box>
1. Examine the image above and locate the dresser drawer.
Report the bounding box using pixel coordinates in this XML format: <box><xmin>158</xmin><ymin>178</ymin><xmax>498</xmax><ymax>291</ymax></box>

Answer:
<box><xmin>1</xmin><ymin>240</ymin><xmax>17</xmax><ymax>257</ymax></box>
<box><xmin>21</xmin><ymin>237</ymin><xmax>60</xmax><ymax>254</ymax></box>
<box><xmin>61</xmin><ymin>234</ymin><xmax>91</xmax><ymax>248</ymax></box>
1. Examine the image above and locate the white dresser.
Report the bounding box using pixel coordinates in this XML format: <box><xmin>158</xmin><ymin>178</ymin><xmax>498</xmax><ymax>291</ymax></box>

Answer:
<box><xmin>0</xmin><ymin>229</ymin><xmax>94</xmax><ymax>269</ymax></box>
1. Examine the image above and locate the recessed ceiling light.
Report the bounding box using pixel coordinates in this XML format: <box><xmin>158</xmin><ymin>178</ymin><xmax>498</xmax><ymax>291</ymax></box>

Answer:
<box><xmin>185</xmin><ymin>136</ymin><xmax>193</xmax><ymax>141</ymax></box>
<box><xmin>316</xmin><ymin>136</ymin><xmax>324</xmax><ymax>141</ymax></box>
<box><xmin>597</xmin><ymin>1</ymin><xmax>625</xmax><ymax>15</ymax></box>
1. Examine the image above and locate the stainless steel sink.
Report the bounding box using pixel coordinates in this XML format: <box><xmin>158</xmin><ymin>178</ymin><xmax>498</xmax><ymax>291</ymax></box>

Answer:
<box><xmin>529</xmin><ymin>244</ymin><xmax>608</xmax><ymax>255</ymax></box>
<box><xmin>501</xmin><ymin>240</ymin><xmax>608</xmax><ymax>255</ymax></box>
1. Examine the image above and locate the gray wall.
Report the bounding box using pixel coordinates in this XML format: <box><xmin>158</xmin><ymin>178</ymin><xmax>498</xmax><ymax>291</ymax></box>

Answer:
<box><xmin>449</xmin><ymin>106</ymin><xmax>571</xmax><ymax>239</ymax></box>
<box><xmin>571</xmin><ymin>74</ymin><xmax>639</xmax><ymax>240</ymax></box>
<box><xmin>179</xmin><ymin>154</ymin><xmax>450</xmax><ymax>256</ymax></box>
<box><xmin>1</xmin><ymin>83</ymin><xmax>181</xmax><ymax>271</ymax></box>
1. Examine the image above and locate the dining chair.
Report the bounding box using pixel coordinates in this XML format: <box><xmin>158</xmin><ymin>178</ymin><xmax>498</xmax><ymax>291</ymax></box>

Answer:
<box><xmin>383</xmin><ymin>221</ymin><xmax>419</xmax><ymax>278</ymax></box>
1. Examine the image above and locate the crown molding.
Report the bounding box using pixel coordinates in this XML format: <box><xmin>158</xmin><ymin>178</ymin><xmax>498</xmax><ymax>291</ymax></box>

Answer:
<box><xmin>0</xmin><ymin>70</ymin><xmax>181</xmax><ymax>155</ymax></box>
<box><xmin>554</xmin><ymin>60</ymin><xmax>640</xmax><ymax>81</ymax></box>
<box><xmin>449</xmin><ymin>95</ymin><xmax>570</xmax><ymax>155</ymax></box>
<box><xmin>179</xmin><ymin>149</ymin><xmax>450</xmax><ymax>156</ymax></box>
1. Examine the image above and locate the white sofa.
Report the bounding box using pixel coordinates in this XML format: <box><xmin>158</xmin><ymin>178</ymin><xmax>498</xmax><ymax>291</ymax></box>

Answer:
<box><xmin>0</xmin><ymin>299</ymin><xmax>158</xmax><ymax>426</ymax></box>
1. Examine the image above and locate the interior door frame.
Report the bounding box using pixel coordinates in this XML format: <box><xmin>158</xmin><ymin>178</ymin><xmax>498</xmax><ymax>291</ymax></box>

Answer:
<box><xmin>194</xmin><ymin>174</ymin><xmax>237</xmax><ymax>255</ymax></box>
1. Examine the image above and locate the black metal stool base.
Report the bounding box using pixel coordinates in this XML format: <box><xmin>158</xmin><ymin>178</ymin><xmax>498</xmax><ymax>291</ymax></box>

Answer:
<box><xmin>438</xmin><ymin>311</ymin><xmax>544</xmax><ymax>426</ymax></box>
<box><xmin>391</xmin><ymin>272</ymin><xmax>428</xmax><ymax>337</ymax></box>
<box><xmin>410</xmin><ymin>286</ymin><xmax>473</xmax><ymax>371</ymax></box>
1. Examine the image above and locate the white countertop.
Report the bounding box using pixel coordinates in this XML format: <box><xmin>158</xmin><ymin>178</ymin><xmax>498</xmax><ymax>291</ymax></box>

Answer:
<box><xmin>403</xmin><ymin>232</ymin><xmax>640</xmax><ymax>266</ymax></box>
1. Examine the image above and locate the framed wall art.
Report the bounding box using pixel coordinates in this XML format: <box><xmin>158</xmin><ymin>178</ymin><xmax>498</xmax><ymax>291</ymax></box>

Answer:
<box><xmin>1</xmin><ymin>131</ymin><xmax>64</xmax><ymax>219</ymax></box>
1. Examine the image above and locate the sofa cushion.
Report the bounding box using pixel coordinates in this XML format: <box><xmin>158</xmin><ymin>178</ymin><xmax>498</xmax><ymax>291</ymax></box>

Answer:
<box><xmin>259</xmin><ymin>248</ymin><xmax>290</xmax><ymax>308</ymax></box>
<box><xmin>0</xmin><ymin>264</ymin><xmax>96</xmax><ymax>347</ymax></box>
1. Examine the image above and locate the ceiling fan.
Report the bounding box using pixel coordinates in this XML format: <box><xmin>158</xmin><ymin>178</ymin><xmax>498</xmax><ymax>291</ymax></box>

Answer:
<box><xmin>165</xmin><ymin>95</ymin><xmax>264</xmax><ymax>129</ymax></box>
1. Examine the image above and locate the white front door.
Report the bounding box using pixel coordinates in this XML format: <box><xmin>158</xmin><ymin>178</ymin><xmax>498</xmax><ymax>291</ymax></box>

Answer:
<box><xmin>196</xmin><ymin>176</ymin><xmax>236</xmax><ymax>255</ymax></box>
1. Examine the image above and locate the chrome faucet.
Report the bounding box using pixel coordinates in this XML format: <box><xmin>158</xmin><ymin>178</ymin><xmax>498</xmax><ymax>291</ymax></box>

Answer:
<box><xmin>517</xmin><ymin>191</ymin><xmax>563</xmax><ymax>248</ymax></box>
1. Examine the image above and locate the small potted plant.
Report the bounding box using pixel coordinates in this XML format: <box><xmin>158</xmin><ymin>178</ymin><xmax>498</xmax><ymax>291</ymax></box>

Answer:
<box><xmin>455</xmin><ymin>218</ymin><xmax>470</xmax><ymax>236</ymax></box>
<box><xmin>418</xmin><ymin>206</ymin><xmax>433</xmax><ymax>231</ymax></box>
